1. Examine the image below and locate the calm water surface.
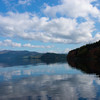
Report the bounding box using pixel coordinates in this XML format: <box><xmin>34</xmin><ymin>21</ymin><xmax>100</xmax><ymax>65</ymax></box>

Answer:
<box><xmin>0</xmin><ymin>62</ymin><xmax>100</xmax><ymax>100</ymax></box>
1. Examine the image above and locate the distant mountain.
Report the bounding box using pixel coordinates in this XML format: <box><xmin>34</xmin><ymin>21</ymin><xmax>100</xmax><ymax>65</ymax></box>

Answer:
<box><xmin>0</xmin><ymin>50</ymin><xmax>42</xmax><ymax>60</ymax></box>
<box><xmin>41</xmin><ymin>53</ymin><xmax>67</xmax><ymax>63</ymax></box>
<box><xmin>67</xmin><ymin>40</ymin><xmax>100</xmax><ymax>61</ymax></box>
<box><xmin>0</xmin><ymin>50</ymin><xmax>67</xmax><ymax>67</ymax></box>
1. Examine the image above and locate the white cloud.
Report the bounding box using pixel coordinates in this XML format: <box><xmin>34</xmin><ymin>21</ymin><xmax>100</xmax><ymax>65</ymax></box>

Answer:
<box><xmin>0</xmin><ymin>12</ymin><xmax>97</xmax><ymax>44</ymax></box>
<box><xmin>0</xmin><ymin>39</ymin><xmax>21</xmax><ymax>47</ymax></box>
<box><xmin>64</xmin><ymin>48</ymin><xmax>71</xmax><ymax>53</ymax></box>
<box><xmin>18</xmin><ymin>0</ymin><xmax>32</xmax><ymax>5</ymax></box>
<box><xmin>46</xmin><ymin>48</ymin><xmax>71</xmax><ymax>54</ymax></box>
<box><xmin>91</xmin><ymin>32</ymin><xmax>100</xmax><ymax>42</ymax></box>
<box><xmin>43</xmin><ymin>0</ymin><xmax>100</xmax><ymax>19</ymax></box>
<box><xmin>23</xmin><ymin>43</ymin><xmax>54</xmax><ymax>48</ymax></box>
<box><xmin>0</xmin><ymin>39</ymin><xmax>54</xmax><ymax>49</ymax></box>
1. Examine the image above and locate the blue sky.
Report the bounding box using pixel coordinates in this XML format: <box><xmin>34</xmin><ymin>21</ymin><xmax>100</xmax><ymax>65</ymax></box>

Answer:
<box><xmin>0</xmin><ymin>0</ymin><xmax>100</xmax><ymax>53</ymax></box>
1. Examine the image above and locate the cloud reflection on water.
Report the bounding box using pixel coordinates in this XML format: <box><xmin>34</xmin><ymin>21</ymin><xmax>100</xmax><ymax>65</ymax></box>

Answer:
<box><xmin>0</xmin><ymin>62</ymin><xmax>100</xmax><ymax>100</ymax></box>
<box><xmin>0</xmin><ymin>63</ymin><xmax>82</xmax><ymax>81</ymax></box>
<box><xmin>0</xmin><ymin>74</ymin><xmax>100</xmax><ymax>100</ymax></box>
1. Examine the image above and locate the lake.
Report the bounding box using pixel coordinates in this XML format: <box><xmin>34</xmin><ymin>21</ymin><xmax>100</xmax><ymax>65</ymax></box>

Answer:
<box><xmin>0</xmin><ymin>61</ymin><xmax>100</xmax><ymax>100</ymax></box>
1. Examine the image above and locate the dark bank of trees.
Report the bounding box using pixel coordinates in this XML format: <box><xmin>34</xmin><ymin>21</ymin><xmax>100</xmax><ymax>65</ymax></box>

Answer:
<box><xmin>41</xmin><ymin>53</ymin><xmax>67</xmax><ymax>64</ymax></box>
<box><xmin>67</xmin><ymin>40</ymin><xmax>100</xmax><ymax>60</ymax></box>
<box><xmin>67</xmin><ymin>40</ymin><xmax>100</xmax><ymax>76</ymax></box>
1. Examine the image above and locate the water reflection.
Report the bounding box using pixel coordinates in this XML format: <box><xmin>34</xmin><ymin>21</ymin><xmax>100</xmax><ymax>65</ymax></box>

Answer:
<box><xmin>0</xmin><ymin>74</ymin><xmax>100</xmax><ymax>100</ymax></box>
<box><xmin>0</xmin><ymin>63</ymin><xmax>82</xmax><ymax>81</ymax></box>
<box><xmin>67</xmin><ymin>58</ymin><xmax>100</xmax><ymax>76</ymax></box>
<box><xmin>0</xmin><ymin>58</ymin><xmax>66</xmax><ymax>67</ymax></box>
<box><xmin>0</xmin><ymin>58</ymin><xmax>100</xmax><ymax>100</ymax></box>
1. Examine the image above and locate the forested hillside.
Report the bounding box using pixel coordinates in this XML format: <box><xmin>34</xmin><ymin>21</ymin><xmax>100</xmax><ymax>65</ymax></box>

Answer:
<box><xmin>67</xmin><ymin>40</ymin><xmax>100</xmax><ymax>61</ymax></box>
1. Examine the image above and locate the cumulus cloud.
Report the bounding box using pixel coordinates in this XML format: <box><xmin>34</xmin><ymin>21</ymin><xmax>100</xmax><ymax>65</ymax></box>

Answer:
<box><xmin>0</xmin><ymin>39</ymin><xmax>54</xmax><ymax>48</ymax></box>
<box><xmin>0</xmin><ymin>39</ymin><xmax>21</xmax><ymax>47</ymax></box>
<box><xmin>92</xmin><ymin>33</ymin><xmax>100</xmax><ymax>42</ymax></box>
<box><xmin>43</xmin><ymin>0</ymin><xmax>100</xmax><ymax>18</ymax></box>
<box><xmin>23</xmin><ymin>43</ymin><xmax>54</xmax><ymax>48</ymax></box>
<box><xmin>0</xmin><ymin>12</ymin><xmax>97</xmax><ymax>44</ymax></box>
<box><xmin>18</xmin><ymin>0</ymin><xmax>32</xmax><ymax>5</ymax></box>
<box><xmin>64</xmin><ymin>48</ymin><xmax>71</xmax><ymax>53</ymax></box>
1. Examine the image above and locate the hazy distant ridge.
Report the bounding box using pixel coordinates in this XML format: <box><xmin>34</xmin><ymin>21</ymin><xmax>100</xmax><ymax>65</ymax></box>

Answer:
<box><xmin>0</xmin><ymin>50</ymin><xmax>67</xmax><ymax>66</ymax></box>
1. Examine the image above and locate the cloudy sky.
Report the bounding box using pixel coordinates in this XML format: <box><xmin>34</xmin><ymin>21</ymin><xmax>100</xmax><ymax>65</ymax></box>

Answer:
<box><xmin>0</xmin><ymin>0</ymin><xmax>100</xmax><ymax>53</ymax></box>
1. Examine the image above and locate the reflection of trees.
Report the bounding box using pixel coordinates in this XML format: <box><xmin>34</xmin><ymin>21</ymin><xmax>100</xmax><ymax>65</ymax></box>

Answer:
<box><xmin>67</xmin><ymin>40</ymin><xmax>100</xmax><ymax>76</ymax></box>
<box><xmin>67</xmin><ymin>58</ymin><xmax>100</xmax><ymax>76</ymax></box>
<box><xmin>0</xmin><ymin>58</ymin><xmax>67</xmax><ymax>67</ymax></box>
<box><xmin>0</xmin><ymin>59</ymin><xmax>42</xmax><ymax>67</ymax></box>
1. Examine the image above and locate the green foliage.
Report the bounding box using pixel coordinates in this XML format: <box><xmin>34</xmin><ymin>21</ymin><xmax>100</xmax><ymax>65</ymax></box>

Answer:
<box><xmin>68</xmin><ymin>40</ymin><xmax>100</xmax><ymax>60</ymax></box>
<box><xmin>77</xmin><ymin>47</ymin><xmax>88</xmax><ymax>57</ymax></box>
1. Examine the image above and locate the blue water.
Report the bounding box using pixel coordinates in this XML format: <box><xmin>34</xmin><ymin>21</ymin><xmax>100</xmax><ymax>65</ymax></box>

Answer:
<box><xmin>0</xmin><ymin>63</ymin><xmax>82</xmax><ymax>82</ymax></box>
<box><xmin>0</xmin><ymin>62</ymin><xmax>100</xmax><ymax>100</ymax></box>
